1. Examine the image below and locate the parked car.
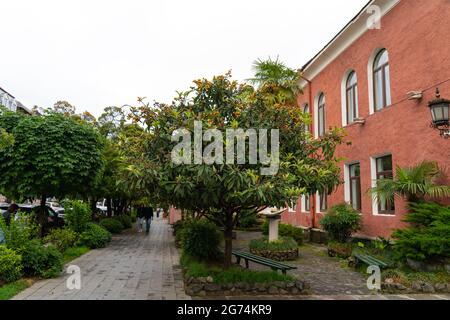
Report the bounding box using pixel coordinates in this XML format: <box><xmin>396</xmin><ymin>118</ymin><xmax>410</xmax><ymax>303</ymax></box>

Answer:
<box><xmin>0</xmin><ymin>203</ymin><xmax>64</xmax><ymax>228</ymax></box>
<box><xmin>46</xmin><ymin>201</ymin><xmax>65</xmax><ymax>218</ymax></box>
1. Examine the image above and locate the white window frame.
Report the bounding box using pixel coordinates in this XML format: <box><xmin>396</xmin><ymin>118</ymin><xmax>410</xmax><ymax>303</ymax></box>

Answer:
<box><xmin>300</xmin><ymin>195</ymin><xmax>310</xmax><ymax>213</ymax></box>
<box><xmin>341</xmin><ymin>70</ymin><xmax>358</xmax><ymax>126</ymax></box>
<box><xmin>315</xmin><ymin>192</ymin><xmax>327</xmax><ymax>213</ymax></box>
<box><xmin>370</xmin><ymin>154</ymin><xmax>395</xmax><ymax>217</ymax></box>
<box><xmin>314</xmin><ymin>92</ymin><xmax>325</xmax><ymax>139</ymax></box>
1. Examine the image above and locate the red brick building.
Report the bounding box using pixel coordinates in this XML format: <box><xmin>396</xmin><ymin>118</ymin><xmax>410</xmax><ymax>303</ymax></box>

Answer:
<box><xmin>281</xmin><ymin>0</ymin><xmax>450</xmax><ymax>238</ymax></box>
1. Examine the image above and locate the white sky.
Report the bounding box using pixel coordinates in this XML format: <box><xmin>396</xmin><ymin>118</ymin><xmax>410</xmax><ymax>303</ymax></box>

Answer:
<box><xmin>1</xmin><ymin>0</ymin><xmax>367</xmax><ymax>117</ymax></box>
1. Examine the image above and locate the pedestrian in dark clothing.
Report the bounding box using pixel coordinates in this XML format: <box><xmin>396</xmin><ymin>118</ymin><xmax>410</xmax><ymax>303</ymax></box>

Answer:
<box><xmin>142</xmin><ymin>206</ymin><xmax>153</xmax><ymax>234</ymax></box>
<box><xmin>136</xmin><ymin>206</ymin><xmax>145</xmax><ymax>232</ymax></box>
<box><xmin>2</xmin><ymin>204</ymin><xmax>19</xmax><ymax>226</ymax></box>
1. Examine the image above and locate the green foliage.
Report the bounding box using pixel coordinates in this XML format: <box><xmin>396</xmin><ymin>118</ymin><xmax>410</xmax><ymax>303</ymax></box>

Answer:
<box><xmin>0</xmin><ymin>279</ymin><xmax>30</xmax><ymax>300</ymax></box>
<box><xmin>236</xmin><ymin>210</ymin><xmax>259</xmax><ymax>229</ymax></box>
<box><xmin>371</xmin><ymin>161</ymin><xmax>450</xmax><ymax>204</ymax></box>
<box><xmin>63</xmin><ymin>246</ymin><xmax>90</xmax><ymax>264</ymax></box>
<box><xmin>180</xmin><ymin>253</ymin><xmax>294</xmax><ymax>284</ymax></box>
<box><xmin>392</xmin><ymin>202</ymin><xmax>450</xmax><ymax>261</ymax></box>
<box><xmin>43</xmin><ymin>228</ymin><xmax>79</xmax><ymax>253</ymax></box>
<box><xmin>64</xmin><ymin>200</ymin><xmax>92</xmax><ymax>233</ymax></box>
<box><xmin>99</xmin><ymin>218</ymin><xmax>124</xmax><ymax>234</ymax></box>
<box><xmin>19</xmin><ymin>240</ymin><xmax>63</xmax><ymax>278</ymax></box>
<box><xmin>114</xmin><ymin>215</ymin><xmax>132</xmax><ymax>229</ymax></box>
<box><xmin>130</xmin><ymin>209</ymin><xmax>137</xmax><ymax>223</ymax></box>
<box><xmin>249</xmin><ymin>237</ymin><xmax>298</xmax><ymax>251</ymax></box>
<box><xmin>0</xmin><ymin>215</ymin><xmax>39</xmax><ymax>251</ymax></box>
<box><xmin>78</xmin><ymin>223</ymin><xmax>111</xmax><ymax>249</ymax></box>
<box><xmin>0</xmin><ymin>245</ymin><xmax>23</xmax><ymax>283</ymax></box>
<box><xmin>0</xmin><ymin>112</ymin><xmax>103</xmax><ymax>201</ymax></box>
<box><xmin>179</xmin><ymin>220</ymin><xmax>222</xmax><ymax>262</ymax></box>
<box><xmin>262</xmin><ymin>221</ymin><xmax>304</xmax><ymax>245</ymax></box>
<box><xmin>327</xmin><ymin>241</ymin><xmax>354</xmax><ymax>259</ymax></box>
<box><xmin>320</xmin><ymin>203</ymin><xmax>361</xmax><ymax>243</ymax></box>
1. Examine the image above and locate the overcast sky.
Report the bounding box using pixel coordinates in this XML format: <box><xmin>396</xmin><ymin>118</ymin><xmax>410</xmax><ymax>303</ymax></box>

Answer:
<box><xmin>1</xmin><ymin>0</ymin><xmax>367</xmax><ymax>117</ymax></box>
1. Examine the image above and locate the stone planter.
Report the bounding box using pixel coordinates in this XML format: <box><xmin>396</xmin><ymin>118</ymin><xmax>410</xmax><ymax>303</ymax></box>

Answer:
<box><xmin>184</xmin><ymin>276</ymin><xmax>309</xmax><ymax>297</ymax></box>
<box><xmin>406</xmin><ymin>258</ymin><xmax>450</xmax><ymax>273</ymax></box>
<box><xmin>382</xmin><ymin>279</ymin><xmax>450</xmax><ymax>294</ymax></box>
<box><xmin>249</xmin><ymin>248</ymin><xmax>299</xmax><ymax>261</ymax></box>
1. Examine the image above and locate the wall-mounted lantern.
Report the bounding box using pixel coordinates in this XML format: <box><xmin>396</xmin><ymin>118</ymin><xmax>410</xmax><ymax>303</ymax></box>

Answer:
<box><xmin>428</xmin><ymin>88</ymin><xmax>450</xmax><ymax>139</ymax></box>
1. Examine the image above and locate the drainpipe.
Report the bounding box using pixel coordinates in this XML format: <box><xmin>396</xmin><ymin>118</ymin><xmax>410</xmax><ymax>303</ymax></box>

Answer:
<box><xmin>300</xmin><ymin>75</ymin><xmax>316</xmax><ymax>229</ymax></box>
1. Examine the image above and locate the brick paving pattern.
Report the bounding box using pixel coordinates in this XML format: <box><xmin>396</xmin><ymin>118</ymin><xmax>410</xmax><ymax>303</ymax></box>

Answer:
<box><xmin>13</xmin><ymin>218</ymin><xmax>190</xmax><ymax>300</ymax></box>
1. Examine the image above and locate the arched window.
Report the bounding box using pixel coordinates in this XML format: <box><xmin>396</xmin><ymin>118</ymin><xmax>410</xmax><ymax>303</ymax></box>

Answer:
<box><xmin>373</xmin><ymin>49</ymin><xmax>391</xmax><ymax>111</ymax></box>
<box><xmin>303</xmin><ymin>103</ymin><xmax>310</xmax><ymax>133</ymax></box>
<box><xmin>318</xmin><ymin>94</ymin><xmax>326</xmax><ymax>137</ymax></box>
<box><xmin>346</xmin><ymin>71</ymin><xmax>358</xmax><ymax>124</ymax></box>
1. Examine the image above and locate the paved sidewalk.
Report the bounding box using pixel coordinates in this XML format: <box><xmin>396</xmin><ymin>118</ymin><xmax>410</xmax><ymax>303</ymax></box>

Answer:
<box><xmin>13</xmin><ymin>218</ymin><xmax>190</xmax><ymax>300</ymax></box>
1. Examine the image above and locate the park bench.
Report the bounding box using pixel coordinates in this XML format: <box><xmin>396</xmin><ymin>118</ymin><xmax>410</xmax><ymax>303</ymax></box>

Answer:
<box><xmin>353</xmin><ymin>252</ymin><xmax>389</xmax><ymax>269</ymax></box>
<box><xmin>232</xmin><ymin>250</ymin><xmax>297</xmax><ymax>275</ymax></box>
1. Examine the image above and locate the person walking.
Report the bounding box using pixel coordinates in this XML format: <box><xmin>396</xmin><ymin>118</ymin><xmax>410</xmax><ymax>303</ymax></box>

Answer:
<box><xmin>2</xmin><ymin>203</ymin><xmax>19</xmax><ymax>226</ymax></box>
<box><xmin>136</xmin><ymin>205</ymin><xmax>144</xmax><ymax>233</ymax></box>
<box><xmin>142</xmin><ymin>206</ymin><xmax>154</xmax><ymax>234</ymax></box>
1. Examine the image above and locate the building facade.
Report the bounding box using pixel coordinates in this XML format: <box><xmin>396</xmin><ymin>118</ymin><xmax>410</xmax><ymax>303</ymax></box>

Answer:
<box><xmin>281</xmin><ymin>0</ymin><xmax>450</xmax><ymax>238</ymax></box>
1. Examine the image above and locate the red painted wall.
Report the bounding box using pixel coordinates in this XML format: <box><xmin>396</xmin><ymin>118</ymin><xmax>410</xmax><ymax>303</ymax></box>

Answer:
<box><xmin>282</xmin><ymin>0</ymin><xmax>450</xmax><ymax>238</ymax></box>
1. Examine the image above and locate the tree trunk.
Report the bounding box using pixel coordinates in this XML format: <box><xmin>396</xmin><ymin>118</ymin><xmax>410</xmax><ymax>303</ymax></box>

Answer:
<box><xmin>223</xmin><ymin>210</ymin><xmax>234</xmax><ymax>269</ymax></box>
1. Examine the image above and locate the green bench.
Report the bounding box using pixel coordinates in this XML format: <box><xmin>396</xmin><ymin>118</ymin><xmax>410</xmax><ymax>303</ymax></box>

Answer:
<box><xmin>232</xmin><ymin>250</ymin><xmax>297</xmax><ymax>275</ymax></box>
<box><xmin>354</xmin><ymin>252</ymin><xmax>389</xmax><ymax>269</ymax></box>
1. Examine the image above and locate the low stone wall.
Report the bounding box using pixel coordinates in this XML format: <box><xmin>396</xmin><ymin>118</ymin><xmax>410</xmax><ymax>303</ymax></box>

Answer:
<box><xmin>185</xmin><ymin>276</ymin><xmax>309</xmax><ymax>297</ymax></box>
<box><xmin>382</xmin><ymin>280</ymin><xmax>450</xmax><ymax>294</ymax></box>
<box><xmin>249</xmin><ymin>248</ymin><xmax>299</xmax><ymax>261</ymax></box>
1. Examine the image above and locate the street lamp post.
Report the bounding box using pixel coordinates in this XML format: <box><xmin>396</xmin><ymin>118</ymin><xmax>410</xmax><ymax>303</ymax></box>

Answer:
<box><xmin>428</xmin><ymin>88</ymin><xmax>450</xmax><ymax>139</ymax></box>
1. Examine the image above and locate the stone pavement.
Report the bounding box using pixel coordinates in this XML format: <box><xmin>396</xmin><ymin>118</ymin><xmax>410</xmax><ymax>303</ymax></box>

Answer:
<box><xmin>13</xmin><ymin>218</ymin><xmax>190</xmax><ymax>300</ymax></box>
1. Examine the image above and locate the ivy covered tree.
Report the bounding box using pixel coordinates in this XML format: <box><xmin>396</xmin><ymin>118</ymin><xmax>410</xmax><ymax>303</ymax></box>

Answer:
<box><xmin>129</xmin><ymin>60</ymin><xmax>345</xmax><ymax>268</ymax></box>
<box><xmin>0</xmin><ymin>110</ymin><xmax>103</xmax><ymax>232</ymax></box>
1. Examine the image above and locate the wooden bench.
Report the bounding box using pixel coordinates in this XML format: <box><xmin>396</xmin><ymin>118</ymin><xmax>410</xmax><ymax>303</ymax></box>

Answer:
<box><xmin>232</xmin><ymin>250</ymin><xmax>297</xmax><ymax>275</ymax></box>
<box><xmin>354</xmin><ymin>252</ymin><xmax>389</xmax><ymax>269</ymax></box>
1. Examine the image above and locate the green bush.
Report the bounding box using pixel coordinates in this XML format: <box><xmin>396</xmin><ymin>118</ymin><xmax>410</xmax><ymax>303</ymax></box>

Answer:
<box><xmin>0</xmin><ymin>245</ymin><xmax>23</xmax><ymax>283</ymax></box>
<box><xmin>19</xmin><ymin>240</ymin><xmax>63</xmax><ymax>278</ymax></box>
<box><xmin>262</xmin><ymin>221</ymin><xmax>304</xmax><ymax>245</ymax></box>
<box><xmin>78</xmin><ymin>223</ymin><xmax>111</xmax><ymax>249</ymax></box>
<box><xmin>99</xmin><ymin>218</ymin><xmax>124</xmax><ymax>234</ymax></box>
<box><xmin>327</xmin><ymin>241</ymin><xmax>354</xmax><ymax>259</ymax></box>
<box><xmin>43</xmin><ymin>228</ymin><xmax>79</xmax><ymax>253</ymax></box>
<box><xmin>249</xmin><ymin>237</ymin><xmax>298</xmax><ymax>252</ymax></box>
<box><xmin>0</xmin><ymin>214</ymin><xmax>39</xmax><ymax>250</ymax></box>
<box><xmin>64</xmin><ymin>200</ymin><xmax>92</xmax><ymax>233</ymax></box>
<box><xmin>320</xmin><ymin>203</ymin><xmax>361</xmax><ymax>243</ymax></box>
<box><xmin>130</xmin><ymin>209</ymin><xmax>137</xmax><ymax>223</ymax></box>
<box><xmin>392</xmin><ymin>202</ymin><xmax>450</xmax><ymax>262</ymax></box>
<box><xmin>236</xmin><ymin>211</ymin><xmax>259</xmax><ymax>229</ymax></box>
<box><xmin>114</xmin><ymin>215</ymin><xmax>132</xmax><ymax>229</ymax></box>
<box><xmin>179</xmin><ymin>220</ymin><xmax>222</xmax><ymax>262</ymax></box>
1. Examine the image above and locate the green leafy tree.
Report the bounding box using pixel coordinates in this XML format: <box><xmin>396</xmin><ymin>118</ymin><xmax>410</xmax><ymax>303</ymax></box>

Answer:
<box><xmin>371</xmin><ymin>161</ymin><xmax>450</xmax><ymax>204</ymax></box>
<box><xmin>0</xmin><ymin>112</ymin><xmax>103</xmax><ymax>233</ymax></box>
<box><xmin>129</xmin><ymin>60</ymin><xmax>344</xmax><ymax>268</ymax></box>
<box><xmin>53</xmin><ymin>100</ymin><xmax>76</xmax><ymax>116</ymax></box>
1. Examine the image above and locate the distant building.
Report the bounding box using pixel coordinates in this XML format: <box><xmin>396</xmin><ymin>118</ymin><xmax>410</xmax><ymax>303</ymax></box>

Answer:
<box><xmin>0</xmin><ymin>86</ymin><xmax>31</xmax><ymax>114</ymax></box>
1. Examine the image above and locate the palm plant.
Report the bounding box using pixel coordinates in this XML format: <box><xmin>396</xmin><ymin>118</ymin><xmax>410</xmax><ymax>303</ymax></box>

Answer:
<box><xmin>371</xmin><ymin>161</ymin><xmax>450</xmax><ymax>204</ymax></box>
<box><xmin>247</xmin><ymin>57</ymin><xmax>301</xmax><ymax>105</ymax></box>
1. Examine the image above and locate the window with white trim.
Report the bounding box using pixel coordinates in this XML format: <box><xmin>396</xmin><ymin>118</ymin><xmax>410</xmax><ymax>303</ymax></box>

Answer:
<box><xmin>345</xmin><ymin>71</ymin><xmax>359</xmax><ymax>124</ymax></box>
<box><xmin>373</xmin><ymin>49</ymin><xmax>391</xmax><ymax>111</ymax></box>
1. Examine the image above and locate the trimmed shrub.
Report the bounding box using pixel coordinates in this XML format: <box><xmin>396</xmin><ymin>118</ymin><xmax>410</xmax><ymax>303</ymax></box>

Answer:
<box><xmin>78</xmin><ymin>223</ymin><xmax>111</xmax><ymax>249</ymax></box>
<box><xmin>0</xmin><ymin>245</ymin><xmax>23</xmax><ymax>283</ymax></box>
<box><xmin>327</xmin><ymin>241</ymin><xmax>354</xmax><ymax>259</ymax></box>
<box><xmin>262</xmin><ymin>221</ymin><xmax>304</xmax><ymax>245</ymax></box>
<box><xmin>0</xmin><ymin>214</ymin><xmax>40</xmax><ymax>250</ymax></box>
<box><xmin>320</xmin><ymin>203</ymin><xmax>361</xmax><ymax>243</ymax></box>
<box><xmin>392</xmin><ymin>202</ymin><xmax>450</xmax><ymax>262</ymax></box>
<box><xmin>180</xmin><ymin>220</ymin><xmax>222</xmax><ymax>262</ymax></box>
<box><xmin>99</xmin><ymin>218</ymin><xmax>124</xmax><ymax>234</ymax></box>
<box><xmin>64</xmin><ymin>200</ymin><xmax>92</xmax><ymax>233</ymax></box>
<box><xmin>43</xmin><ymin>228</ymin><xmax>79</xmax><ymax>253</ymax></box>
<box><xmin>20</xmin><ymin>240</ymin><xmax>63</xmax><ymax>278</ymax></box>
<box><xmin>250</xmin><ymin>237</ymin><xmax>298</xmax><ymax>251</ymax></box>
<box><xmin>114</xmin><ymin>215</ymin><xmax>132</xmax><ymax>229</ymax></box>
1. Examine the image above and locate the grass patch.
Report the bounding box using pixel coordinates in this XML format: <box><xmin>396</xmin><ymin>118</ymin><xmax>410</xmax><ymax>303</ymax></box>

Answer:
<box><xmin>249</xmin><ymin>237</ymin><xmax>298</xmax><ymax>251</ymax></box>
<box><xmin>180</xmin><ymin>253</ymin><xmax>295</xmax><ymax>284</ymax></box>
<box><xmin>63</xmin><ymin>246</ymin><xmax>90</xmax><ymax>264</ymax></box>
<box><xmin>0</xmin><ymin>279</ymin><xmax>34</xmax><ymax>300</ymax></box>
